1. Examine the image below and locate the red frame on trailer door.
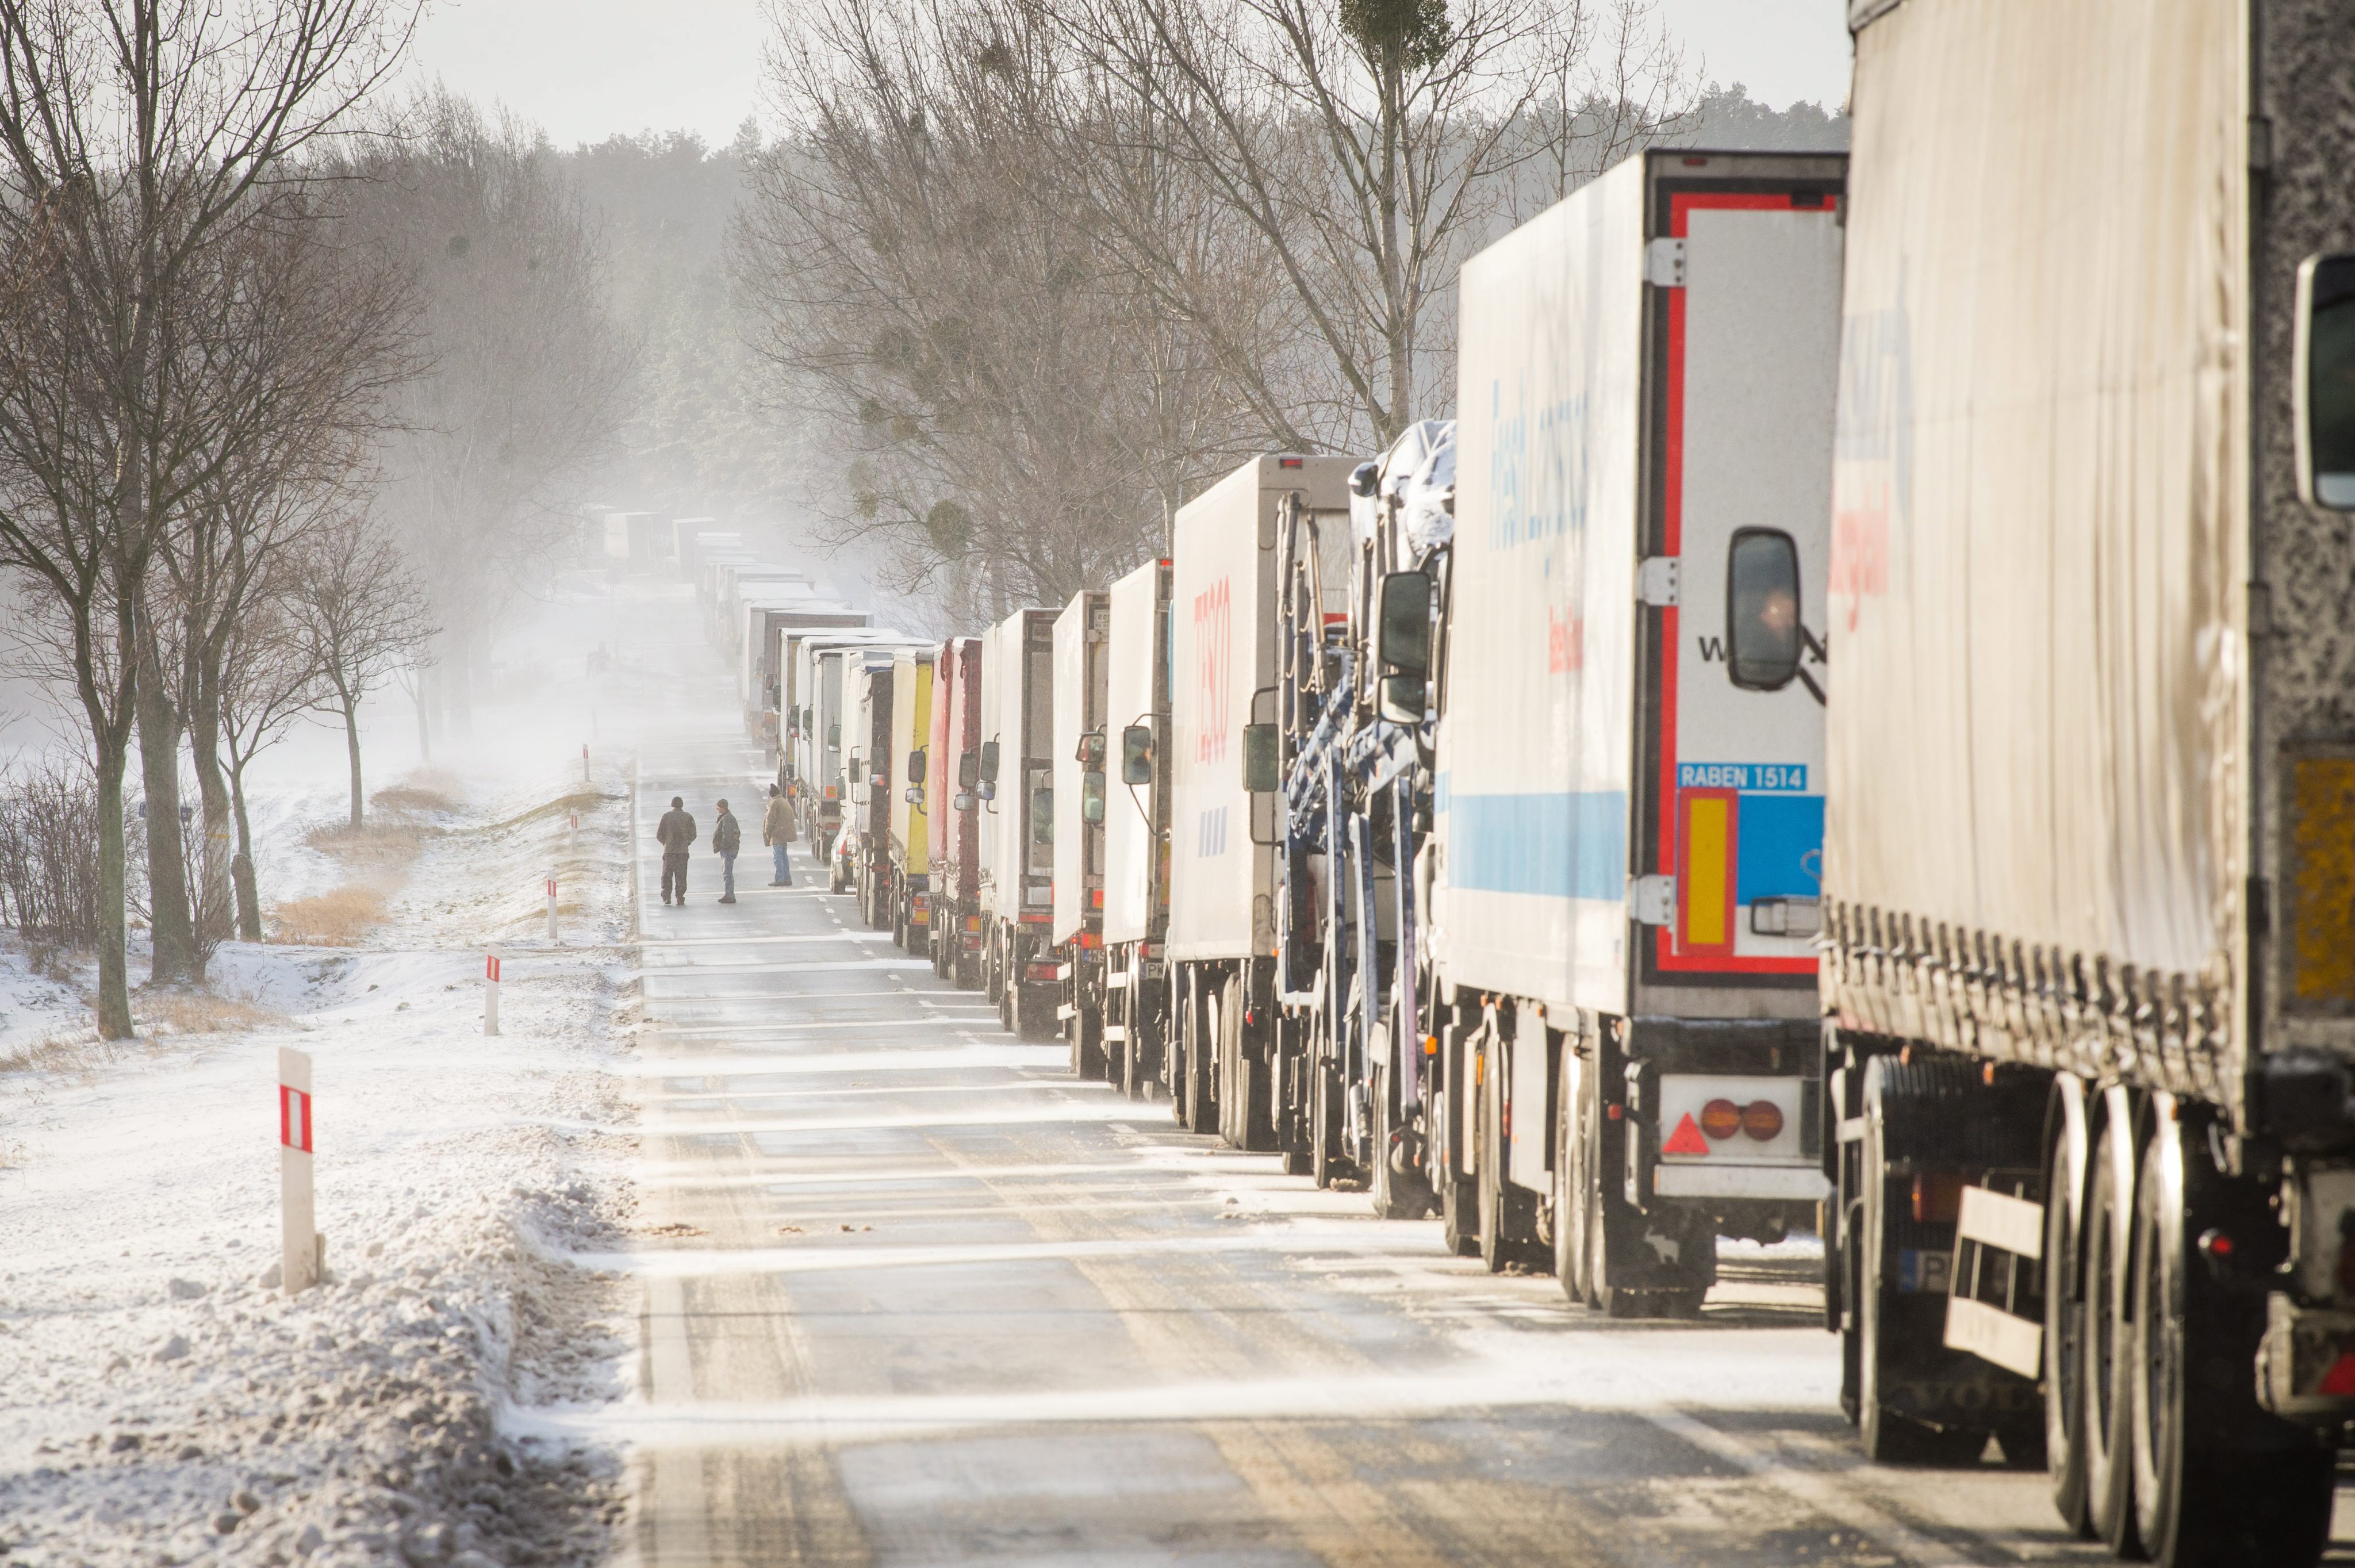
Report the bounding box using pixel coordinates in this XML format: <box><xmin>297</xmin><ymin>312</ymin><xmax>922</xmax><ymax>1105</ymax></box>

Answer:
<box><xmin>1654</xmin><ymin>187</ymin><xmax>1827</xmax><ymax>977</ymax></box>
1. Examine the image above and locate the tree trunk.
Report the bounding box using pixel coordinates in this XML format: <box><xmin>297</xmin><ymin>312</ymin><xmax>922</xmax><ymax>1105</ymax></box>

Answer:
<box><xmin>94</xmin><ymin>739</ymin><xmax>133</xmax><ymax>1039</ymax></box>
<box><xmin>343</xmin><ymin>691</ymin><xmax>365</xmax><ymax>830</ymax></box>
<box><xmin>135</xmin><ymin>625</ymin><xmax>196</xmax><ymax>985</ymax></box>
<box><xmin>228</xmin><ymin>753</ymin><xmax>261</xmax><ymax>943</ymax></box>
<box><xmin>187</xmin><ymin>648</ymin><xmax>235</xmax><ymax>949</ymax></box>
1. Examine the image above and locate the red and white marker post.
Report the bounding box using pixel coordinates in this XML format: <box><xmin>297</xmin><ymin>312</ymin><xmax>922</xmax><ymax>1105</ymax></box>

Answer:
<box><xmin>278</xmin><ymin>1046</ymin><xmax>317</xmax><ymax>1295</ymax></box>
<box><xmin>545</xmin><ymin>877</ymin><xmax>559</xmax><ymax>943</ymax></box>
<box><xmin>568</xmin><ymin>808</ymin><xmax>579</xmax><ymax>846</ymax></box>
<box><xmin>581</xmin><ymin>743</ymin><xmax>591</xmax><ymax>784</ymax></box>
<box><xmin>485</xmin><ymin>945</ymin><xmax>503</xmax><ymax>1036</ymax></box>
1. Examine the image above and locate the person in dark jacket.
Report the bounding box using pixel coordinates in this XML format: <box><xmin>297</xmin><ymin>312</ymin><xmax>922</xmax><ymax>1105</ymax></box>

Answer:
<box><xmin>762</xmin><ymin>784</ymin><xmax>795</xmax><ymax>887</ymax></box>
<box><xmin>655</xmin><ymin>796</ymin><xmax>696</xmax><ymax>905</ymax></box>
<box><xmin>712</xmin><ymin>799</ymin><xmax>742</xmax><ymax>903</ymax></box>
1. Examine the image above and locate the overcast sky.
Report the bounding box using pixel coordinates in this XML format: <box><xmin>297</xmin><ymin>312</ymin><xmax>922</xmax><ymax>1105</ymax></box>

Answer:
<box><xmin>399</xmin><ymin>1</ymin><xmax>1854</xmax><ymax>152</ymax></box>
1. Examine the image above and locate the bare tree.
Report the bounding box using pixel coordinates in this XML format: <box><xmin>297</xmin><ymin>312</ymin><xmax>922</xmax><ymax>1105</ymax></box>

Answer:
<box><xmin>0</xmin><ymin>0</ymin><xmax>413</xmax><ymax>1033</ymax></box>
<box><xmin>742</xmin><ymin>0</ymin><xmax>1276</xmax><ymax>605</ymax></box>
<box><xmin>217</xmin><ymin>599</ymin><xmax>327</xmax><ymax>940</ymax></box>
<box><xmin>154</xmin><ymin>204</ymin><xmax>414</xmax><ymax>957</ymax></box>
<box><xmin>285</xmin><ymin>514</ymin><xmax>432</xmax><ymax>831</ymax></box>
<box><xmin>1060</xmin><ymin>0</ymin><xmax>1692</xmax><ymax>447</ymax></box>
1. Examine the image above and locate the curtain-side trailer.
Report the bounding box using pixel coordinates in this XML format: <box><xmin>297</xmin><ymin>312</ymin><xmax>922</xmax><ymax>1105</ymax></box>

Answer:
<box><xmin>1815</xmin><ymin>3</ymin><xmax>2355</xmax><ymax>1560</ymax></box>
<box><xmin>1053</xmin><ymin>591</ymin><xmax>1113</xmax><ymax>1079</ymax></box>
<box><xmin>1104</xmin><ymin>559</ymin><xmax>1172</xmax><ymax>1099</ymax></box>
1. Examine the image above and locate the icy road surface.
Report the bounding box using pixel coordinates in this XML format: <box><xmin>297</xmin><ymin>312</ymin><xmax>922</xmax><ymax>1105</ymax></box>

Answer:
<box><xmin>570</xmin><ymin>583</ymin><xmax>2351</xmax><ymax>1566</ymax></box>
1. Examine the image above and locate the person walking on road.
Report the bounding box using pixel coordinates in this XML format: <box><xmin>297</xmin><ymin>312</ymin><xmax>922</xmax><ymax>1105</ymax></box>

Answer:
<box><xmin>655</xmin><ymin>796</ymin><xmax>696</xmax><ymax>906</ymax></box>
<box><xmin>713</xmin><ymin>798</ymin><xmax>742</xmax><ymax>903</ymax></box>
<box><xmin>763</xmin><ymin>784</ymin><xmax>795</xmax><ymax>887</ymax></box>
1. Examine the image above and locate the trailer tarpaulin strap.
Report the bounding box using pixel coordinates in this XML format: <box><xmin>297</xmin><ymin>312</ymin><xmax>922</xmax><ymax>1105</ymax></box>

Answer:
<box><xmin>1823</xmin><ymin>0</ymin><xmax>2246</xmax><ymax>1102</ymax></box>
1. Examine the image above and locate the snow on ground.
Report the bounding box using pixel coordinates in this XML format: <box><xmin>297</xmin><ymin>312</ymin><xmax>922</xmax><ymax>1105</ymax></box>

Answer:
<box><xmin>0</xmin><ymin>577</ymin><xmax>670</xmax><ymax>1568</ymax></box>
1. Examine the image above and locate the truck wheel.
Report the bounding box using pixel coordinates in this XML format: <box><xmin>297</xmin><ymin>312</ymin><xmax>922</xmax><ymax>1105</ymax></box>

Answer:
<box><xmin>1555</xmin><ymin>1044</ymin><xmax>1591</xmax><ymax>1304</ymax></box>
<box><xmin>1070</xmin><ymin>1002</ymin><xmax>1107</xmax><ymax>1082</ymax></box>
<box><xmin>932</xmin><ymin>925</ymin><xmax>949</xmax><ymax>978</ymax></box>
<box><xmin>1370</xmin><ymin>1062</ymin><xmax>1433</xmax><ymax>1220</ymax></box>
<box><xmin>2082</xmin><ymin>1117</ymin><xmax>2139</xmax><ymax>1552</ymax></box>
<box><xmin>2042</xmin><ymin>1080</ymin><xmax>2095</xmax><ymax>1535</ymax></box>
<box><xmin>2128</xmin><ymin>1116</ymin><xmax>2334</xmax><ymax>1568</ymax></box>
<box><xmin>1435</xmin><ymin>1078</ymin><xmax>1479</xmax><ymax>1255</ymax></box>
<box><xmin>1476</xmin><ymin>1041</ymin><xmax>1545</xmax><ymax>1272</ymax></box>
<box><xmin>1857</xmin><ymin>1062</ymin><xmax>1992</xmax><ymax>1465</ymax></box>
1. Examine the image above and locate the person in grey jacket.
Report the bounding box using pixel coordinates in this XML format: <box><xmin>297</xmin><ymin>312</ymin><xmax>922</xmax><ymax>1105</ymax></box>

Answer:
<box><xmin>712</xmin><ymin>799</ymin><xmax>742</xmax><ymax>903</ymax></box>
<box><xmin>655</xmin><ymin>796</ymin><xmax>696</xmax><ymax>905</ymax></box>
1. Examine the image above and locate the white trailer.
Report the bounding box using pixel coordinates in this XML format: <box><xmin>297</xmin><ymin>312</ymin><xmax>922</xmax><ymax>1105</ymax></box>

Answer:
<box><xmin>1166</xmin><ymin>454</ymin><xmax>1357</xmax><ymax>1141</ymax></box>
<box><xmin>1428</xmin><ymin>147</ymin><xmax>1844</xmax><ymax>1299</ymax></box>
<box><xmin>977</xmin><ymin>607</ymin><xmax>1058</xmax><ymax>1040</ymax></box>
<box><xmin>1052</xmin><ymin>591</ymin><xmax>1113</xmax><ymax>1079</ymax></box>
<box><xmin>1103</xmin><ymin>559</ymin><xmax>1172</xmax><ymax>1098</ymax></box>
<box><xmin>1813</xmin><ymin>4</ymin><xmax>2355</xmax><ymax>1559</ymax></box>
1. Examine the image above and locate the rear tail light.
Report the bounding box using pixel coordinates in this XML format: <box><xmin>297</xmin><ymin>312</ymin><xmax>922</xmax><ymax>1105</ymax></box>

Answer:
<box><xmin>1740</xmin><ymin>1101</ymin><xmax>1784</xmax><ymax>1141</ymax></box>
<box><xmin>1912</xmin><ymin>1172</ymin><xmax>1963</xmax><ymax>1224</ymax></box>
<box><xmin>1698</xmin><ymin>1098</ymin><xmax>1742</xmax><ymax>1140</ymax></box>
<box><xmin>1025</xmin><ymin>962</ymin><xmax>1058</xmax><ymax>981</ymax></box>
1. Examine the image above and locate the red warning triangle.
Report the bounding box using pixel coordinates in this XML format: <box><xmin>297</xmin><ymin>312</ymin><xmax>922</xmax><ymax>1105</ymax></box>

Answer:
<box><xmin>1661</xmin><ymin>1112</ymin><xmax>1712</xmax><ymax>1157</ymax></box>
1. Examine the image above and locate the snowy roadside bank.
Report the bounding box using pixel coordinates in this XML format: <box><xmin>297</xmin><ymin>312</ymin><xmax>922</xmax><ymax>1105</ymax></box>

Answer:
<box><xmin>0</xmin><ymin>764</ymin><xmax>645</xmax><ymax>1568</ymax></box>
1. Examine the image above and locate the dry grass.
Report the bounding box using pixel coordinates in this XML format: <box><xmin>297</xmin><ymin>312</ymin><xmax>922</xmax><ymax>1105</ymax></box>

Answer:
<box><xmin>269</xmin><ymin>883</ymin><xmax>393</xmax><ymax>947</ymax></box>
<box><xmin>487</xmin><ymin>788</ymin><xmax>617</xmax><ymax>836</ymax></box>
<box><xmin>132</xmin><ymin>989</ymin><xmax>290</xmax><ymax>1036</ymax></box>
<box><xmin>372</xmin><ymin>783</ymin><xmax>460</xmax><ymax>815</ymax></box>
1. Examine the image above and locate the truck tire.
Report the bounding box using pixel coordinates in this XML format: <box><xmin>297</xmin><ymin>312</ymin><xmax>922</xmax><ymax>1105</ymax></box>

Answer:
<box><xmin>2126</xmin><ymin>1114</ymin><xmax>2335</xmax><ymax>1568</ymax></box>
<box><xmin>1555</xmin><ymin>1041</ymin><xmax>1591</xmax><ymax>1304</ymax></box>
<box><xmin>1476</xmin><ymin>1040</ymin><xmax>1545</xmax><ymax>1272</ymax></box>
<box><xmin>1069</xmin><ymin>994</ymin><xmax>1107</xmax><ymax>1081</ymax></box>
<box><xmin>1855</xmin><ymin>1056</ymin><xmax>1997</xmax><ymax>1465</ymax></box>
<box><xmin>2042</xmin><ymin>1079</ymin><xmax>2095</xmax><ymax>1536</ymax></box>
<box><xmin>2082</xmin><ymin>1116</ymin><xmax>2139</xmax><ymax>1553</ymax></box>
<box><xmin>1370</xmin><ymin>1060</ymin><xmax>1433</xmax><ymax>1220</ymax></box>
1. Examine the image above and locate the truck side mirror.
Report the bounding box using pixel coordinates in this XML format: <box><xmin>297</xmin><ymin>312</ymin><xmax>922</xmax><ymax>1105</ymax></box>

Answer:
<box><xmin>1242</xmin><ymin>722</ymin><xmax>1281</xmax><ymax>792</ymax></box>
<box><xmin>980</xmin><ymin>739</ymin><xmax>1000</xmax><ymax>783</ymax></box>
<box><xmin>1081</xmin><ymin>771</ymin><xmax>1106</xmax><ymax>824</ymax></box>
<box><xmin>1726</xmin><ymin>528</ymin><xmax>1803</xmax><ymax>691</ymax></box>
<box><xmin>958</xmin><ymin>749</ymin><xmax>979</xmax><ymax>789</ymax></box>
<box><xmin>827</xmin><ymin>722</ymin><xmax>840</xmax><ymax>749</ymax></box>
<box><xmin>1121</xmin><ymin>724</ymin><xmax>1153</xmax><ymax>785</ymax></box>
<box><xmin>954</xmin><ymin>791</ymin><xmax>976</xmax><ymax>811</ymax></box>
<box><xmin>1379</xmin><ymin>674</ymin><xmax>1425</xmax><ymax>725</ymax></box>
<box><xmin>1349</xmin><ymin>459</ymin><xmax>1380</xmax><ymax>499</ymax></box>
<box><xmin>907</xmin><ymin>748</ymin><xmax>927</xmax><ymax>785</ymax></box>
<box><xmin>1076</xmin><ymin>731</ymin><xmax>1106</xmax><ymax>768</ymax></box>
<box><xmin>1030</xmin><ymin>788</ymin><xmax>1053</xmax><ymax>845</ymax></box>
<box><xmin>2297</xmin><ymin>253</ymin><xmax>2355</xmax><ymax>508</ymax></box>
<box><xmin>1378</xmin><ymin>571</ymin><xmax>1432</xmax><ymax>675</ymax></box>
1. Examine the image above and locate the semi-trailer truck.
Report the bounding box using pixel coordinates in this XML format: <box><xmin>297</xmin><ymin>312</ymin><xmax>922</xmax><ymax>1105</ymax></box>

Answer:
<box><xmin>979</xmin><ymin>607</ymin><xmax>1058</xmax><ymax>1040</ymax></box>
<box><xmin>1104</xmin><ymin>559</ymin><xmax>1172</xmax><ymax>1099</ymax></box>
<box><xmin>929</xmin><ymin>636</ymin><xmax>985</xmax><ymax>988</ymax></box>
<box><xmin>1053</xmin><ymin>591</ymin><xmax>1113</xmax><ymax>1079</ymax></box>
<box><xmin>1420</xmin><ymin>147</ymin><xmax>1845</xmax><ymax>1298</ymax></box>
<box><xmin>885</xmin><ymin>649</ymin><xmax>934</xmax><ymax>956</ymax></box>
<box><xmin>1167</xmin><ymin>453</ymin><xmax>1358</xmax><ymax>1147</ymax></box>
<box><xmin>1815</xmin><ymin>3</ymin><xmax>2355</xmax><ymax>1561</ymax></box>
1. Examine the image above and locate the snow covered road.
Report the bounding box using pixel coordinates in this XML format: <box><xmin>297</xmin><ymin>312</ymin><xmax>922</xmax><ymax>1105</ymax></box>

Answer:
<box><xmin>609</xmin><ymin>596</ymin><xmax>2146</xmax><ymax>1568</ymax></box>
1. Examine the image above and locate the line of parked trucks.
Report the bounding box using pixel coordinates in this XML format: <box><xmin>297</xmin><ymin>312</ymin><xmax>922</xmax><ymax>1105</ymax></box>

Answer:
<box><xmin>678</xmin><ymin>6</ymin><xmax>2355</xmax><ymax>1561</ymax></box>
